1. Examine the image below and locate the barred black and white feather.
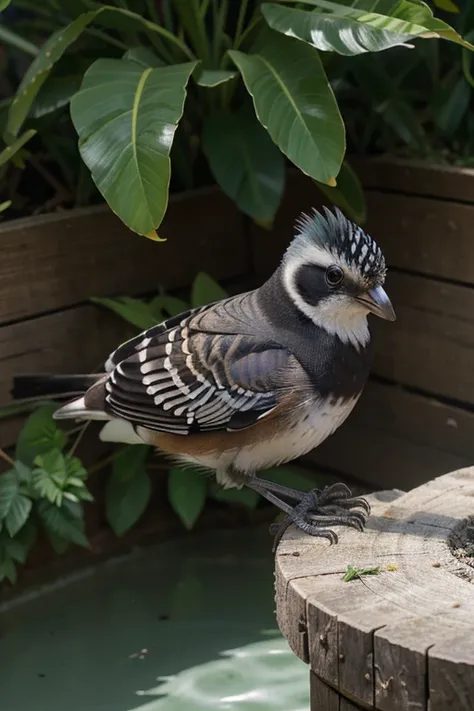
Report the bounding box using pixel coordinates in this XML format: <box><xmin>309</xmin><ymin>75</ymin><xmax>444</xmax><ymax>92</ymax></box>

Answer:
<box><xmin>53</xmin><ymin>290</ymin><xmax>295</xmax><ymax>436</ymax></box>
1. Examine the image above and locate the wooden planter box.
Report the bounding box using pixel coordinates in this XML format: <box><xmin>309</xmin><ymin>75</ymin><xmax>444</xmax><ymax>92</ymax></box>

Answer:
<box><xmin>2</xmin><ymin>156</ymin><xmax>474</xmax><ymax>586</ymax></box>
<box><xmin>0</xmin><ymin>185</ymin><xmax>251</xmax><ymax>450</ymax></box>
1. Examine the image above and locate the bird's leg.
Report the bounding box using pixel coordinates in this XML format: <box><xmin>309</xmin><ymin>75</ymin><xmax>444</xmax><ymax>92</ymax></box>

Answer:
<box><xmin>245</xmin><ymin>475</ymin><xmax>370</xmax><ymax>551</ymax></box>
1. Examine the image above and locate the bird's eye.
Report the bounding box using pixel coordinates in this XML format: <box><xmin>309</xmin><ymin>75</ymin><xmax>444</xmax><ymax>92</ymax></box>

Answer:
<box><xmin>325</xmin><ymin>265</ymin><xmax>344</xmax><ymax>287</ymax></box>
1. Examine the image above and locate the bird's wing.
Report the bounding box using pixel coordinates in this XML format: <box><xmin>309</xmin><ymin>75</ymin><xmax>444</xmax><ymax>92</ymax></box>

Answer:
<box><xmin>102</xmin><ymin>293</ymin><xmax>294</xmax><ymax>435</ymax></box>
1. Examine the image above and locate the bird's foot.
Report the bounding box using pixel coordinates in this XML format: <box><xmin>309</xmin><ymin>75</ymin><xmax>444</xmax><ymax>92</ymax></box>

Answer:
<box><xmin>268</xmin><ymin>482</ymin><xmax>370</xmax><ymax>553</ymax></box>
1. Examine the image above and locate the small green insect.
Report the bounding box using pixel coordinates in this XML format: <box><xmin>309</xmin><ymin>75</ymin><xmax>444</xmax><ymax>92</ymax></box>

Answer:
<box><xmin>343</xmin><ymin>564</ymin><xmax>380</xmax><ymax>582</ymax></box>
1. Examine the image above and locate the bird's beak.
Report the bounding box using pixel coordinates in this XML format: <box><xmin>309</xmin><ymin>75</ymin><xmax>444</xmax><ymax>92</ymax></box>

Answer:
<box><xmin>357</xmin><ymin>285</ymin><xmax>396</xmax><ymax>321</ymax></box>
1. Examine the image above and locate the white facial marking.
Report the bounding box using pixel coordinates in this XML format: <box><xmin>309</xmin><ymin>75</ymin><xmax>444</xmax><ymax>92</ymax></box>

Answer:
<box><xmin>282</xmin><ymin>242</ymin><xmax>370</xmax><ymax>349</ymax></box>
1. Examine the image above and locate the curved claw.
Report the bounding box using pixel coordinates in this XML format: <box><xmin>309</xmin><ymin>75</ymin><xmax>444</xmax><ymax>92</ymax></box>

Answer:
<box><xmin>268</xmin><ymin>482</ymin><xmax>370</xmax><ymax>551</ymax></box>
<box><xmin>332</xmin><ymin>495</ymin><xmax>371</xmax><ymax>514</ymax></box>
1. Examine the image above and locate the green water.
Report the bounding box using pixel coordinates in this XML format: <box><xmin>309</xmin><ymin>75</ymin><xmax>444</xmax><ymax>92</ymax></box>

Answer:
<box><xmin>0</xmin><ymin>526</ymin><xmax>309</xmax><ymax>711</ymax></box>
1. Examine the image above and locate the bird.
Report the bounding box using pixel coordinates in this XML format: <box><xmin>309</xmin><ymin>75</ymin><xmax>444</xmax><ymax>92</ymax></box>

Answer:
<box><xmin>12</xmin><ymin>206</ymin><xmax>395</xmax><ymax>549</ymax></box>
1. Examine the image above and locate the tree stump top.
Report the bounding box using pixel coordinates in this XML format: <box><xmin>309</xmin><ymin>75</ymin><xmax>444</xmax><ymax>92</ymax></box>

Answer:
<box><xmin>275</xmin><ymin>468</ymin><xmax>474</xmax><ymax>710</ymax></box>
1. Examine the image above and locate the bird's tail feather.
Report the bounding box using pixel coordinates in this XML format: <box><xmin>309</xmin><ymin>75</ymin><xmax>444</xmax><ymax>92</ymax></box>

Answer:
<box><xmin>11</xmin><ymin>374</ymin><xmax>104</xmax><ymax>402</ymax></box>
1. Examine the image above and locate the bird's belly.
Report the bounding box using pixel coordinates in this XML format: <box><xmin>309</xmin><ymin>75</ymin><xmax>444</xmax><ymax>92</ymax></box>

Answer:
<box><xmin>233</xmin><ymin>395</ymin><xmax>359</xmax><ymax>473</ymax></box>
<box><xmin>175</xmin><ymin>395</ymin><xmax>359</xmax><ymax>477</ymax></box>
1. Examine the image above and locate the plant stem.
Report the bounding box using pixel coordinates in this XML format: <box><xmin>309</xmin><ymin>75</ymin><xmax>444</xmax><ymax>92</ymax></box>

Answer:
<box><xmin>233</xmin><ymin>15</ymin><xmax>262</xmax><ymax>51</ymax></box>
<box><xmin>145</xmin><ymin>0</ymin><xmax>159</xmax><ymax>23</ymax></box>
<box><xmin>463</xmin><ymin>48</ymin><xmax>474</xmax><ymax>89</ymax></box>
<box><xmin>212</xmin><ymin>0</ymin><xmax>229</xmax><ymax>66</ymax></box>
<box><xmin>69</xmin><ymin>421</ymin><xmax>90</xmax><ymax>457</ymax></box>
<box><xmin>234</xmin><ymin>0</ymin><xmax>249</xmax><ymax>47</ymax></box>
<box><xmin>0</xmin><ymin>26</ymin><xmax>39</xmax><ymax>57</ymax></box>
<box><xmin>84</xmin><ymin>28</ymin><xmax>129</xmax><ymax>51</ymax></box>
<box><xmin>88</xmin><ymin>453</ymin><xmax>116</xmax><ymax>476</ymax></box>
<box><xmin>0</xmin><ymin>448</ymin><xmax>15</xmax><ymax>467</ymax></box>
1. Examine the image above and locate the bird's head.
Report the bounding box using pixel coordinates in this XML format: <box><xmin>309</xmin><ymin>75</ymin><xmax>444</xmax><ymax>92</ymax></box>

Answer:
<box><xmin>282</xmin><ymin>206</ymin><xmax>395</xmax><ymax>348</ymax></box>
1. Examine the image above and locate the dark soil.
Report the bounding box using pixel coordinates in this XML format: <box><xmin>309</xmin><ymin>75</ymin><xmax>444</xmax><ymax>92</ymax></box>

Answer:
<box><xmin>450</xmin><ymin>517</ymin><xmax>474</xmax><ymax>584</ymax></box>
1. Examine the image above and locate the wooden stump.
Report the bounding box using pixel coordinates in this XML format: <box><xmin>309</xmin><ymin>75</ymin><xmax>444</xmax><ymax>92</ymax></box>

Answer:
<box><xmin>275</xmin><ymin>469</ymin><xmax>474</xmax><ymax>710</ymax></box>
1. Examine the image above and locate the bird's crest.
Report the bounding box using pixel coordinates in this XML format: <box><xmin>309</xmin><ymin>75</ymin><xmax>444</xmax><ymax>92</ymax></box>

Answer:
<box><xmin>289</xmin><ymin>206</ymin><xmax>386</xmax><ymax>287</ymax></box>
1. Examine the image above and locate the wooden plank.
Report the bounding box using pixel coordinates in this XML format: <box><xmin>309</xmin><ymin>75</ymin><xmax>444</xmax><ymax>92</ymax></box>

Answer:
<box><xmin>372</xmin><ymin>271</ymin><xmax>474</xmax><ymax>403</ymax></box>
<box><xmin>310</xmin><ymin>671</ymin><xmax>340</xmax><ymax>711</ymax></box>
<box><xmin>0</xmin><ymin>187</ymin><xmax>247</xmax><ymax>325</ymax></box>
<box><xmin>251</xmin><ymin>170</ymin><xmax>474</xmax><ymax>283</ymax></box>
<box><xmin>306</xmin><ymin>380</ymin><xmax>474</xmax><ymax>491</ymax></box>
<box><xmin>429</xmin><ymin>632</ymin><xmax>474</xmax><ymax>711</ymax></box>
<box><xmin>365</xmin><ymin>190</ymin><xmax>474</xmax><ymax>283</ymax></box>
<box><xmin>350</xmin><ymin>155</ymin><xmax>474</xmax><ymax>203</ymax></box>
<box><xmin>0</xmin><ymin>304</ymin><xmax>135</xmax><ymax>412</ymax></box>
<box><xmin>373</xmin><ymin>617</ymin><xmax>459</xmax><ymax>711</ymax></box>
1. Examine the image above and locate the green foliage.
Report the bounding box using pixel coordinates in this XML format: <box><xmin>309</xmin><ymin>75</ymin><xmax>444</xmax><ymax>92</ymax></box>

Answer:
<box><xmin>2</xmin><ymin>1</ymin><xmax>470</xmax><ymax>226</ymax></box>
<box><xmin>16</xmin><ymin>403</ymin><xmax>67</xmax><ymax>466</ymax></box>
<box><xmin>168</xmin><ymin>467</ymin><xmax>208</xmax><ymax>530</ymax></box>
<box><xmin>343</xmin><ymin>564</ymin><xmax>380</xmax><ymax>582</ymax></box>
<box><xmin>105</xmin><ymin>446</ymin><xmax>152</xmax><ymax>536</ymax></box>
<box><xmin>1</xmin><ymin>272</ymin><xmax>328</xmax><ymax>583</ymax></box>
<box><xmin>336</xmin><ymin>2</ymin><xmax>474</xmax><ymax>164</ymax></box>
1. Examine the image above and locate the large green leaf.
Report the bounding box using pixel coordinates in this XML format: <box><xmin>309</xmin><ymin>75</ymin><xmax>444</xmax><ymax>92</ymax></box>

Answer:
<box><xmin>168</xmin><ymin>467</ymin><xmax>207</xmax><ymax>530</ymax></box>
<box><xmin>314</xmin><ymin>161</ymin><xmax>366</xmax><ymax>224</ymax></box>
<box><xmin>15</xmin><ymin>403</ymin><xmax>66</xmax><ymax>467</ymax></box>
<box><xmin>272</xmin><ymin>0</ymin><xmax>474</xmax><ymax>53</ymax></box>
<box><xmin>229</xmin><ymin>31</ymin><xmax>344</xmax><ymax>186</ymax></box>
<box><xmin>0</xmin><ymin>471</ymin><xmax>19</xmax><ymax>521</ymax></box>
<box><xmin>203</xmin><ymin>106</ymin><xmax>285</xmax><ymax>222</ymax></box>
<box><xmin>37</xmin><ymin>500</ymin><xmax>89</xmax><ymax>547</ymax></box>
<box><xmin>71</xmin><ymin>58</ymin><xmax>197</xmax><ymax>236</ymax></box>
<box><xmin>5</xmin><ymin>495</ymin><xmax>32</xmax><ymax>537</ymax></box>
<box><xmin>5</xmin><ymin>12</ymin><xmax>98</xmax><ymax>139</ymax></box>
<box><xmin>5</xmin><ymin>5</ymin><xmax>194</xmax><ymax>141</ymax></box>
<box><xmin>105</xmin><ymin>446</ymin><xmax>152</xmax><ymax>536</ymax></box>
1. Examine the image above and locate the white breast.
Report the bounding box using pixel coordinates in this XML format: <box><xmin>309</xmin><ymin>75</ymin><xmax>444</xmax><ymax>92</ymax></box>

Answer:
<box><xmin>233</xmin><ymin>395</ymin><xmax>359</xmax><ymax>474</ymax></box>
<box><xmin>178</xmin><ymin>395</ymin><xmax>360</xmax><ymax>487</ymax></box>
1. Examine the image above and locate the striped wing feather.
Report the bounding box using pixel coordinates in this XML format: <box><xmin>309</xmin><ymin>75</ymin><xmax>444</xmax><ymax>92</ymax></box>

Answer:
<box><xmin>103</xmin><ymin>302</ymin><xmax>290</xmax><ymax>435</ymax></box>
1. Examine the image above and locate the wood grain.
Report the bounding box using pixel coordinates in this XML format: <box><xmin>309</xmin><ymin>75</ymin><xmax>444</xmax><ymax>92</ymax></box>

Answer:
<box><xmin>0</xmin><ymin>187</ymin><xmax>247</xmax><ymax>325</ymax></box>
<box><xmin>306</xmin><ymin>380</ymin><xmax>474</xmax><ymax>491</ymax></box>
<box><xmin>0</xmin><ymin>304</ymin><xmax>135</xmax><ymax>410</ymax></box>
<box><xmin>310</xmin><ymin>671</ymin><xmax>365</xmax><ymax>710</ymax></box>
<box><xmin>350</xmin><ymin>155</ymin><xmax>474</xmax><ymax>203</ymax></box>
<box><xmin>371</xmin><ymin>271</ymin><xmax>474</xmax><ymax>402</ymax></box>
<box><xmin>252</xmin><ymin>169</ymin><xmax>474</xmax><ymax>283</ymax></box>
<box><xmin>275</xmin><ymin>471</ymin><xmax>474</xmax><ymax>710</ymax></box>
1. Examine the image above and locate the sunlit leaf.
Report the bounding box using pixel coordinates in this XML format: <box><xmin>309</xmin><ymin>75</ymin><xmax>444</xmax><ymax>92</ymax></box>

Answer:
<box><xmin>277</xmin><ymin>0</ymin><xmax>474</xmax><ymax>51</ymax></box>
<box><xmin>71</xmin><ymin>58</ymin><xmax>197</xmax><ymax>236</ymax></box>
<box><xmin>229</xmin><ymin>30</ymin><xmax>344</xmax><ymax>186</ymax></box>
